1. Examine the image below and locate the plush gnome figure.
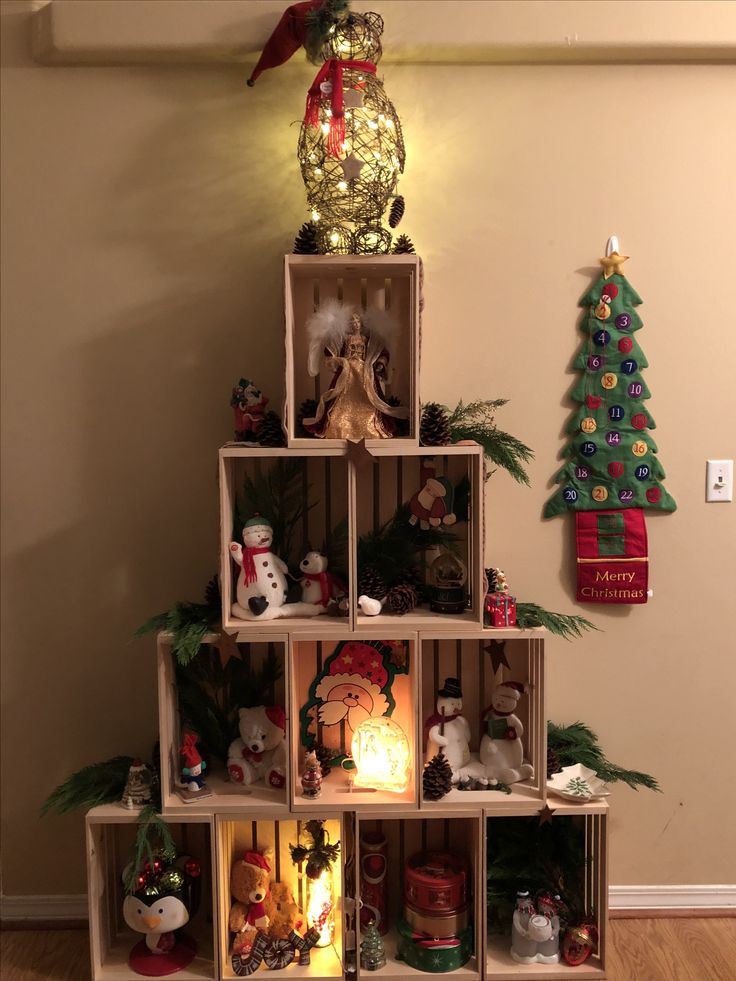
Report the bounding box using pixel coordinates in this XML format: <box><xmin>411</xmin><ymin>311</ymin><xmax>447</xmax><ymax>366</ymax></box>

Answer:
<box><xmin>480</xmin><ymin>681</ymin><xmax>534</xmax><ymax>785</ymax></box>
<box><xmin>424</xmin><ymin>677</ymin><xmax>471</xmax><ymax>781</ymax></box>
<box><xmin>180</xmin><ymin>734</ymin><xmax>207</xmax><ymax>792</ymax></box>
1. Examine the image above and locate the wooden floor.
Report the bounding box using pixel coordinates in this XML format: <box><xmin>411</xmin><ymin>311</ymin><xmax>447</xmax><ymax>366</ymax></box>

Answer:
<box><xmin>1</xmin><ymin>919</ymin><xmax>735</xmax><ymax>981</ymax></box>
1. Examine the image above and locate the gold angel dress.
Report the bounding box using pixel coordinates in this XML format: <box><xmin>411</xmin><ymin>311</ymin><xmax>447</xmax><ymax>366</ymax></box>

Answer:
<box><xmin>302</xmin><ymin>302</ymin><xmax>408</xmax><ymax>440</ymax></box>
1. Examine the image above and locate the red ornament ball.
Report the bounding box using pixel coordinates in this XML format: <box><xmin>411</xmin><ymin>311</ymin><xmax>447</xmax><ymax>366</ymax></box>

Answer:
<box><xmin>562</xmin><ymin>926</ymin><xmax>595</xmax><ymax>966</ymax></box>
<box><xmin>185</xmin><ymin>859</ymin><xmax>202</xmax><ymax>878</ymax></box>
<box><xmin>646</xmin><ymin>487</ymin><xmax>662</xmax><ymax>504</ymax></box>
<box><xmin>608</xmin><ymin>462</ymin><xmax>625</xmax><ymax>478</ymax></box>
<box><xmin>585</xmin><ymin>395</ymin><xmax>603</xmax><ymax>410</ymax></box>
<box><xmin>618</xmin><ymin>337</ymin><xmax>634</xmax><ymax>353</ymax></box>
<box><xmin>631</xmin><ymin>412</ymin><xmax>647</xmax><ymax>430</ymax></box>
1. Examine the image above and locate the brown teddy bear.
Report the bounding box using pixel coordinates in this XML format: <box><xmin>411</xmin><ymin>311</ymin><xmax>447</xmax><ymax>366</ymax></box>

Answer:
<box><xmin>264</xmin><ymin>881</ymin><xmax>301</xmax><ymax>939</ymax></box>
<box><xmin>229</xmin><ymin>851</ymin><xmax>271</xmax><ymax>952</ymax></box>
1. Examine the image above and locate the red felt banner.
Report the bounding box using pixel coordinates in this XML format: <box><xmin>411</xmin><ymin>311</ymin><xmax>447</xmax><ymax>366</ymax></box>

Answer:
<box><xmin>576</xmin><ymin>508</ymin><xmax>648</xmax><ymax>604</ymax></box>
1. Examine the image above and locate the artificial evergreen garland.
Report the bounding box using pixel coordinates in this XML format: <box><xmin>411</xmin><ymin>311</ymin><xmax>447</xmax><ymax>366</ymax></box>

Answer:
<box><xmin>136</xmin><ymin>576</ymin><xmax>221</xmax><ymax>667</ymax></box>
<box><xmin>289</xmin><ymin>820</ymin><xmax>341</xmax><ymax>879</ymax></box>
<box><xmin>41</xmin><ymin>756</ymin><xmax>137</xmax><ymax>816</ymax></box>
<box><xmin>445</xmin><ymin>399</ymin><xmax>534</xmax><ymax>485</ymax></box>
<box><xmin>515</xmin><ymin>603</ymin><xmax>597</xmax><ymax>641</ymax></box>
<box><xmin>547</xmin><ymin>721</ymin><xmax>660</xmax><ymax>791</ymax></box>
<box><xmin>123</xmin><ymin>804</ymin><xmax>177</xmax><ymax>894</ymax></box>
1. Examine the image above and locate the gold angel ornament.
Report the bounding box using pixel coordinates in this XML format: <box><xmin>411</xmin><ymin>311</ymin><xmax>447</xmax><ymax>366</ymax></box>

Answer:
<box><xmin>302</xmin><ymin>300</ymin><xmax>407</xmax><ymax>439</ymax></box>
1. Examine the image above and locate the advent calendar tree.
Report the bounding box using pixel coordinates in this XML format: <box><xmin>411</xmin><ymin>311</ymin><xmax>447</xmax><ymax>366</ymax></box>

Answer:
<box><xmin>544</xmin><ymin>252</ymin><xmax>677</xmax><ymax>517</ymax></box>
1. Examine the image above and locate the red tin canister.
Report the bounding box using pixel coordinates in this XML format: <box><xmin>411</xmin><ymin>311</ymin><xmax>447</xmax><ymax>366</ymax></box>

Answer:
<box><xmin>404</xmin><ymin>852</ymin><xmax>468</xmax><ymax>914</ymax></box>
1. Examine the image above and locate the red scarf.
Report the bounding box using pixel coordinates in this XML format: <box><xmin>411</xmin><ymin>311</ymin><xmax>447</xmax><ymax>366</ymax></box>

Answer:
<box><xmin>305</xmin><ymin>59</ymin><xmax>377</xmax><ymax>158</ymax></box>
<box><xmin>246</xmin><ymin>900</ymin><xmax>267</xmax><ymax>927</ymax></box>
<box><xmin>241</xmin><ymin>546</ymin><xmax>271</xmax><ymax>586</ymax></box>
<box><xmin>302</xmin><ymin>571</ymin><xmax>334</xmax><ymax>606</ymax></box>
<box><xmin>423</xmin><ymin>711</ymin><xmax>461</xmax><ymax>749</ymax></box>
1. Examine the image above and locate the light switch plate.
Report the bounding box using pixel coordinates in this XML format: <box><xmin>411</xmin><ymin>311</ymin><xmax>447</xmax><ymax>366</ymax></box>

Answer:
<box><xmin>706</xmin><ymin>459</ymin><xmax>733</xmax><ymax>502</ymax></box>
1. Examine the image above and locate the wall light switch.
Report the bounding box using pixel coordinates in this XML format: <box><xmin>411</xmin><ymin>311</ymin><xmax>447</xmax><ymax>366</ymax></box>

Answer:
<box><xmin>706</xmin><ymin>459</ymin><xmax>733</xmax><ymax>502</ymax></box>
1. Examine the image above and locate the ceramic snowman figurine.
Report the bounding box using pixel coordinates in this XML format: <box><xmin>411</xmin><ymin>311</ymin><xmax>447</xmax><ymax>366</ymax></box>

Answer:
<box><xmin>230</xmin><ymin>515</ymin><xmax>289</xmax><ymax>619</ymax></box>
<box><xmin>510</xmin><ymin>890</ymin><xmax>560</xmax><ymax>965</ymax></box>
<box><xmin>424</xmin><ymin>678</ymin><xmax>472</xmax><ymax>781</ymax></box>
<box><xmin>299</xmin><ymin>551</ymin><xmax>346</xmax><ymax>609</ymax></box>
<box><xmin>480</xmin><ymin>681</ymin><xmax>535</xmax><ymax>785</ymax></box>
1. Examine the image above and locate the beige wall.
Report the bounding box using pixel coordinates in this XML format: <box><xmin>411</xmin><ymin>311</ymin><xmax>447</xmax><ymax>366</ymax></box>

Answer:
<box><xmin>2</xmin><ymin>1</ymin><xmax>735</xmax><ymax>898</ymax></box>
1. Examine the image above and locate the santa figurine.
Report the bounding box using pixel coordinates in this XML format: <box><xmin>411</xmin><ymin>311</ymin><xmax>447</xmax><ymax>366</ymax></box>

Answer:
<box><xmin>230</xmin><ymin>378</ymin><xmax>268</xmax><ymax>442</ymax></box>
<box><xmin>180</xmin><ymin>734</ymin><xmax>208</xmax><ymax>793</ymax></box>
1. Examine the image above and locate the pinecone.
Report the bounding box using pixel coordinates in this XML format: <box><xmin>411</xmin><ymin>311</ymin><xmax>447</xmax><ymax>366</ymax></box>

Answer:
<box><xmin>297</xmin><ymin>398</ymin><xmax>318</xmax><ymax>437</ymax></box>
<box><xmin>313</xmin><ymin>743</ymin><xmax>336</xmax><ymax>778</ymax></box>
<box><xmin>358</xmin><ymin>566</ymin><xmax>387</xmax><ymax>601</ymax></box>
<box><xmin>547</xmin><ymin>746</ymin><xmax>562</xmax><ymax>779</ymax></box>
<box><xmin>420</xmin><ymin>402</ymin><xmax>452</xmax><ymax>447</ymax></box>
<box><xmin>257</xmin><ymin>411</ymin><xmax>286</xmax><ymax>447</ymax></box>
<box><xmin>293</xmin><ymin>220</ymin><xmax>320</xmax><ymax>255</ymax></box>
<box><xmin>423</xmin><ymin>752</ymin><xmax>453</xmax><ymax>801</ymax></box>
<box><xmin>388</xmin><ymin>195</ymin><xmax>405</xmax><ymax>229</ymax></box>
<box><xmin>385</xmin><ymin>583</ymin><xmax>418</xmax><ymax>615</ymax></box>
<box><xmin>392</xmin><ymin>233</ymin><xmax>416</xmax><ymax>255</ymax></box>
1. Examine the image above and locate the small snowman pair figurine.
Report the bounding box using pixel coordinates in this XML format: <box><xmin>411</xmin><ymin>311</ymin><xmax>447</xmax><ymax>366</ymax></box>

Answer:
<box><xmin>511</xmin><ymin>890</ymin><xmax>561</xmax><ymax>964</ymax></box>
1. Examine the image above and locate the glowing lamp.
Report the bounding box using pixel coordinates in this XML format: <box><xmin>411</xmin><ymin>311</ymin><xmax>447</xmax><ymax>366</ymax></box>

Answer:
<box><xmin>351</xmin><ymin>716</ymin><xmax>410</xmax><ymax>793</ymax></box>
<box><xmin>307</xmin><ymin>869</ymin><xmax>335</xmax><ymax>947</ymax></box>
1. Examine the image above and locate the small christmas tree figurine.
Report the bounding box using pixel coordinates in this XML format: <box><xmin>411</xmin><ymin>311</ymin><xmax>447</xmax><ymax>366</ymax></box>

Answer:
<box><xmin>422</xmin><ymin>751</ymin><xmax>453</xmax><ymax>801</ymax></box>
<box><xmin>360</xmin><ymin>920</ymin><xmax>387</xmax><ymax>971</ymax></box>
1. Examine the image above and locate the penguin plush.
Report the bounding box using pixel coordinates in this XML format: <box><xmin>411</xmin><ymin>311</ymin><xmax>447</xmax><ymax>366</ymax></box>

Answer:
<box><xmin>122</xmin><ymin>854</ymin><xmax>201</xmax><ymax>977</ymax></box>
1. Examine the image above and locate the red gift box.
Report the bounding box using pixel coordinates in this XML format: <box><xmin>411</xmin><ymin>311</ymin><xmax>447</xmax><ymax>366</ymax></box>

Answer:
<box><xmin>484</xmin><ymin>591</ymin><xmax>517</xmax><ymax>627</ymax></box>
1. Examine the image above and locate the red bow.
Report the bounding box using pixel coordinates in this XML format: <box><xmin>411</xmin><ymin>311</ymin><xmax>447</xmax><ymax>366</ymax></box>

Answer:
<box><xmin>306</xmin><ymin>58</ymin><xmax>377</xmax><ymax>158</ymax></box>
<box><xmin>242</xmin><ymin>747</ymin><xmax>264</xmax><ymax>763</ymax></box>
<box><xmin>242</xmin><ymin>545</ymin><xmax>271</xmax><ymax>586</ymax></box>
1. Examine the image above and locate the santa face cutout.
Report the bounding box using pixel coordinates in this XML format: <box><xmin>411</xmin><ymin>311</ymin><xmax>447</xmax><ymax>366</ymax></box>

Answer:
<box><xmin>315</xmin><ymin>673</ymin><xmax>389</xmax><ymax>730</ymax></box>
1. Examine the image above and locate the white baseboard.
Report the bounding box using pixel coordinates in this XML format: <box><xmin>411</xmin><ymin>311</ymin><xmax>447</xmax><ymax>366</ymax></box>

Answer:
<box><xmin>0</xmin><ymin>893</ymin><xmax>88</xmax><ymax>922</ymax></box>
<box><xmin>1</xmin><ymin>886</ymin><xmax>734</xmax><ymax>923</ymax></box>
<box><xmin>609</xmin><ymin>884</ymin><xmax>736</xmax><ymax>909</ymax></box>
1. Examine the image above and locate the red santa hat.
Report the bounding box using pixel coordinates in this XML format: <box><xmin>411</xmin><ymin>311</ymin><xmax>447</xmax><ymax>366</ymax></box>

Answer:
<box><xmin>495</xmin><ymin>681</ymin><xmax>527</xmax><ymax>701</ymax></box>
<box><xmin>180</xmin><ymin>734</ymin><xmax>203</xmax><ymax>768</ymax></box>
<box><xmin>243</xmin><ymin>851</ymin><xmax>272</xmax><ymax>873</ymax></box>
<box><xmin>265</xmin><ymin>705</ymin><xmax>286</xmax><ymax>732</ymax></box>
<box><xmin>247</xmin><ymin>0</ymin><xmax>323</xmax><ymax>86</ymax></box>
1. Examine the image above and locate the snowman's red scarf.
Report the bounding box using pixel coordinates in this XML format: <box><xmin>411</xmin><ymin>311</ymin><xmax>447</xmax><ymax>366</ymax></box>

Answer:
<box><xmin>241</xmin><ymin>546</ymin><xmax>272</xmax><ymax>586</ymax></box>
<box><xmin>422</xmin><ymin>712</ymin><xmax>461</xmax><ymax>750</ymax></box>
<box><xmin>306</xmin><ymin>59</ymin><xmax>377</xmax><ymax>158</ymax></box>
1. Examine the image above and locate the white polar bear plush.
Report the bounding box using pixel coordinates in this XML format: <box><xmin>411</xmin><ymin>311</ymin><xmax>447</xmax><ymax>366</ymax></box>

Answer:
<box><xmin>227</xmin><ymin>706</ymin><xmax>286</xmax><ymax>789</ymax></box>
<box><xmin>299</xmin><ymin>551</ymin><xmax>346</xmax><ymax>608</ymax></box>
<box><xmin>480</xmin><ymin>681</ymin><xmax>534</xmax><ymax>785</ymax></box>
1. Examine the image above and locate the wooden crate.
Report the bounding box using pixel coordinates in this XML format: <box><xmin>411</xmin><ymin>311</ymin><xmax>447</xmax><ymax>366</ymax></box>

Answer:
<box><xmin>355</xmin><ymin>811</ymin><xmax>484</xmax><ymax>981</ymax></box>
<box><xmin>219</xmin><ymin>446</ymin><xmax>352</xmax><ymax>634</ymax></box>
<box><xmin>86</xmin><ymin>806</ymin><xmax>216</xmax><ymax>981</ymax></box>
<box><xmin>420</xmin><ymin>631</ymin><xmax>546</xmax><ymax>812</ymax></box>
<box><xmin>290</xmin><ymin>631</ymin><xmax>419</xmax><ymax>812</ymax></box>
<box><xmin>483</xmin><ymin>803</ymin><xmax>608</xmax><ymax>981</ymax></box>
<box><xmin>215</xmin><ymin>814</ymin><xmax>346</xmax><ymax>980</ymax></box>
<box><xmin>157</xmin><ymin>633</ymin><xmax>291</xmax><ymax>817</ymax></box>
<box><xmin>284</xmin><ymin>255</ymin><xmax>421</xmax><ymax>449</ymax></box>
<box><xmin>355</xmin><ymin>445</ymin><xmax>485</xmax><ymax>630</ymax></box>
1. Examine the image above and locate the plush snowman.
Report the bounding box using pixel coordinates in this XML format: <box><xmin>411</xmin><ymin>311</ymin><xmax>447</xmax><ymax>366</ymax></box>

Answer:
<box><xmin>230</xmin><ymin>515</ymin><xmax>289</xmax><ymax>619</ymax></box>
<box><xmin>299</xmin><ymin>550</ymin><xmax>345</xmax><ymax>608</ymax></box>
<box><xmin>424</xmin><ymin>678</ymin><xmax>472</xmax><ymax>781</ymax></box>
<box><xmin>480</xmin><ymin>681</ymin><xmax>535</xmax><ymax>785</ymax></box>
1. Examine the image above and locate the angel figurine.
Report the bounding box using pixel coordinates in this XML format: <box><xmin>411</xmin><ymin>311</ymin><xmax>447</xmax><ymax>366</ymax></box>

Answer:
<box><xmin>302</xmin><ymin>300</ymin><xmax>408</xmax><ymax>440</ymax></box>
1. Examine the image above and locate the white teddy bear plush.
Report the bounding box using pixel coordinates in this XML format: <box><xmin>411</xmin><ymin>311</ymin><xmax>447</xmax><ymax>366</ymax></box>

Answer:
<box><xmin>227</xmin><ymin>706</ymin><xmax>286</xmax><ymax>789</ymax></box>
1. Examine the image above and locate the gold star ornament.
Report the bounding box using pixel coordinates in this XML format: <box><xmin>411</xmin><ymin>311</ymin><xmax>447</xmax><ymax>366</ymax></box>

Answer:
<box><xmin>599</xmin><ymin>251</ymin><xmax>629</xmax><ymax>279</ymax></box>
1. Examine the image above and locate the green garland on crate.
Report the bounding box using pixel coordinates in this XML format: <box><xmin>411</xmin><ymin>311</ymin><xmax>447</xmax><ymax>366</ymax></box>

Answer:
<box><xmin>548</xmin><ymin>721</ymin><xmax>660</xmax><ymax>791</ymax></box>
<box><xmin>515</xmin><ymin>603</ymin><xmax>597</xmax><ymax>640</ymax></box>
<box><xmin>123</xmin><ymin>804</ymin><xmax>177</xmax><ymax>894</ymax></box>
<box><xmin>136</xmin><ymin>576</ymin><xmax>221</xmax><ymax>667</ymax></box>
<box><xmin>445</xmin><ymin>399</ymin><xmax>535</xmax><ymax>485</ymax></box>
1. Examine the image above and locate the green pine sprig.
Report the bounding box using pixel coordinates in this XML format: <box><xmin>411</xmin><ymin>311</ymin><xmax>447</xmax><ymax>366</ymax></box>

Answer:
<box><xmin>123</xmin><ymin>804</ymin><xmax>177</xmax><ymax>895</ymax></box>
<box><xmin>516</xmin><ymin>602</ymin><xmax>598</xmax><ymax>640</ymax></box>
<box><xmin>136</xmin><ymin>576</ymin><xmax>220</xmax><ymax>667</ymax></box>
<box><xmin>548</xmin><ymin>721</ymin><xmax>660</xmax><ymax>791</ymax></box>
<box><xmin>444</xmin><ymin>399</ymin><xmax>534</xmax><ymax>485</ymax></box>
<box><xmin>41</xmin><ymin>756</ymin><xmax>136</xmax><ymax>816</ymax></box>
